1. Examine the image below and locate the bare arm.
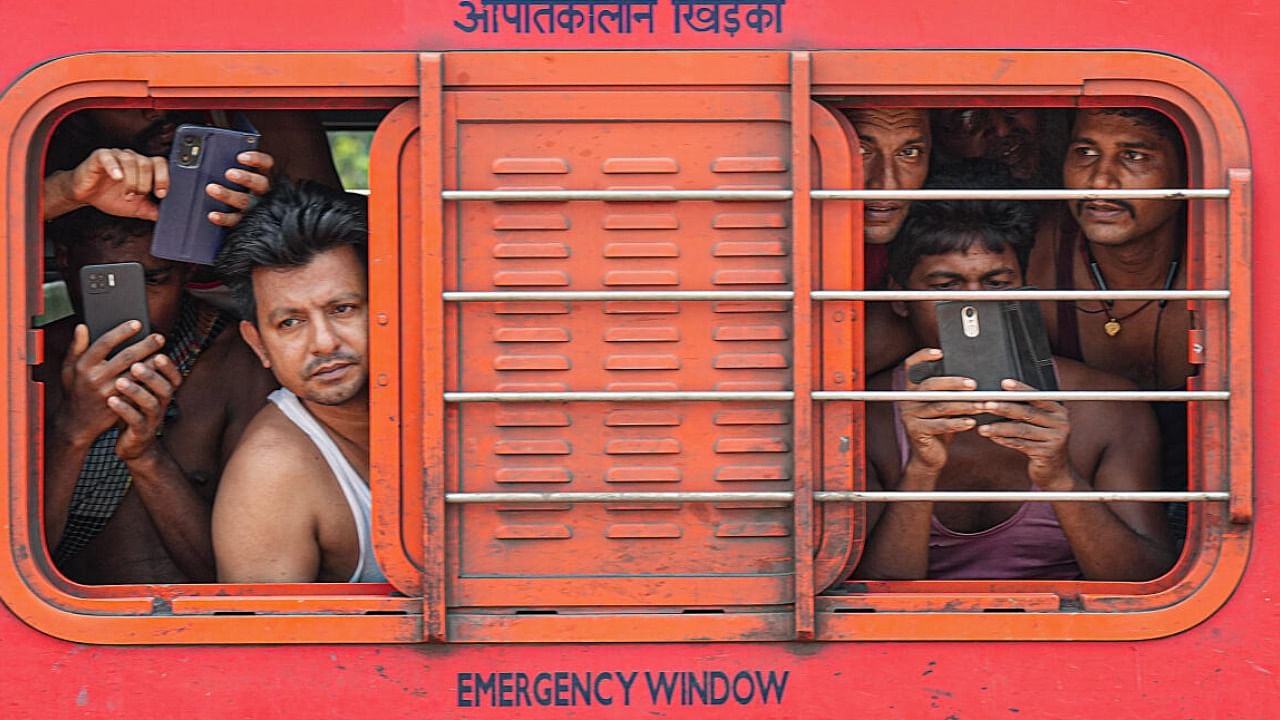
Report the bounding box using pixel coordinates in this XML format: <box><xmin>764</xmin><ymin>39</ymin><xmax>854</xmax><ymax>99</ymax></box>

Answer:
<box><xmin>978</xmin><ymin>381</ymin><xmax>1175</xmax><ymax>580</ymax></box>
<box><xmin>110</xmin><ymin>352</ymin><xmax>222</xmax><ymax>581</ymax></box>
<box><xmin>45</xmin><ymin>148</ymin><xmax>273</xmax><ymax>226</ymax></box>
<box><xmin>855</xmin><ymin>349</ymin><xmax>981</xmax><ymax>580</ymax></box>
<box><xmin>44</xmin><ymin>149</ymin><xmax>168</xmax><ymax>221</ymax></box>
<box><xmin>856</xmin><ymin>458</ymin><xmax>941</xmax><ymax>580</ymax></box>
<box><xmin>243</xmin><ymin>110</ymin><xmax>342</xmax><ymax>189</ymax></box>
<box><xmin>213</xmin><ymin>415</ymin><xmax>324</xmax><ymax>583</ymax></box>
<box><xmin>44</xmin><ymin>323</ymin><xmax>165</xmax><ymax>544</ymax></box>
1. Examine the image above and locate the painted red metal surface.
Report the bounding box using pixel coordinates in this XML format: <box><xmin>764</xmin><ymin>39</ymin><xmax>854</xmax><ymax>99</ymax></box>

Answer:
<box><xmin>1</xmin><ymin>2</ymin><xmax>1277</xmax><ymax>719</ymax></box>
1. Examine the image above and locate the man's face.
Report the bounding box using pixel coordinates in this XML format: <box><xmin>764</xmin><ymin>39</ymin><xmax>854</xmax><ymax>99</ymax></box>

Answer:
<box><xmin>901</xmin><ymin>243</ymin><xmax>1024</xmax><ymax>348</ymax></box>
<box><xmin>1063</xmin><ymin>110</ymin><xmax>1184</xmax><ymax>247</ymax></box>
<box><xmin>935</xmin><ymin>109</ymin><xmax>1042</xmax><ymax>182</ymax></box>
<box><xmin>89</xmin><ymin>109</ymin><xmax>181</xmax><ymax>158</ymax></box>
<box><xmin>848</xmin><ymin>109</ymin><xmax>931</xmax><ymax>244</ymax></box>
<box><xmin>244</xmin><ymin>246</ymin><xmax>369</xmax><ymax>408</ymax></box>
<box><xmin>60</xmin><ymin>234</ymin><xmax>190</xmax><ymax>336</ymax></box>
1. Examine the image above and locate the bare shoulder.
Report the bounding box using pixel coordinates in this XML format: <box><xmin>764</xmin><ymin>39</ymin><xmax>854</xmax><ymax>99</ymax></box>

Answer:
<box><xmin>1054</xmin><ymin>355</ymin><xmax>1156</xmax><ymax>447</ymax></box>
<box><xmin>864</xmin><ymin>366</ymin><xmax>902</xmax><ymax>480</ymax></box>
<box><xmin>1056</xmin><ymin>356</ymin><xmax>1138</xmax><ymax>393</ymax></box>
<box><xmin>220</xmin><ymin>402</ymin><xmax>329</xmax><ymax>496</ymax></box>
<box><xmin>183</xmin><ymin>319</ymin><xmax>276</xmax><ymax>423</ymax></box>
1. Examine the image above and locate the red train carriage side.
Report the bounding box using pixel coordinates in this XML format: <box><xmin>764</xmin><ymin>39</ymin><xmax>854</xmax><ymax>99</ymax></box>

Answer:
<box><xmin>0</xmin><ymin>1</ymin><xmax>1275</xmax><ymax>717</ymax></box>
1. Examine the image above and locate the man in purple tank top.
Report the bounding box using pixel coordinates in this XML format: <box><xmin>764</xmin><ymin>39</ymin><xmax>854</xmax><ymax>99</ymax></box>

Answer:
<box><xmin>854</xmin><ymin>190</ymin><xmax>1174</xmax><ymax>581</ymax></box>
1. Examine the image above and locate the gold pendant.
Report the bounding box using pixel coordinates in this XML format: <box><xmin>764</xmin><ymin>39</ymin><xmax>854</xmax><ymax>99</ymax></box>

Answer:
<box><xmin>1104</xmin><ymin>318</ymin><xmax>1122</xmax><ymax>337</ymax></box>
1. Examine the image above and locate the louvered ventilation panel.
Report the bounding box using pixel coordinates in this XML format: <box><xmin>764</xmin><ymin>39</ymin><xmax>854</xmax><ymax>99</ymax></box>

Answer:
<box><xmin>445</xmin><ymin>96</ymin><xmax>801</xmax><ymax>608</ymax></box>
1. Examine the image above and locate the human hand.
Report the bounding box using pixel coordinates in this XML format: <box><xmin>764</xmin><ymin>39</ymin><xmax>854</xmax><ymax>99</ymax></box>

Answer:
<box><xmin>57</xmin><ymin>322</ymin><xmax>166</xmax><ymax>446</ymax></box>
<box><xmin>898</xmin><ymin>348</ymin><xmax>980</xmax><ymax>473</ymax></box>
<box><xmin>109</xmin><ymin>353</ymin><xmax>183</xmax><ymax>462</ymax></box>
<box><xmin>60</xmin><ymin>148</ymin><xmax>169</xmax><ymax>221</ymax></box>
<box><xmin>976</xmin><ymin>378</ymin><xmax>1073</xmax><ymax>490</ymax></box>
<box><xmin>206</xmin><ymin>150</ymin><xmax>274</xmax><ymax>227</ymax></box>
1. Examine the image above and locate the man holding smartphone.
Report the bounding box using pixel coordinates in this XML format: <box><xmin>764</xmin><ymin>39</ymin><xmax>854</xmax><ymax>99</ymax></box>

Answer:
<box><xmin>853</xmin><ymin>192</ymin><xmax>1174</xmax><ymax>581</ymax></box>
<box><xmin>210</xmin><ymin>181</ymin><xmax>383</xmax><ymax>583</ymax></box>
<box><xmin>40</xmin><ymin>209</ymin><xmax>278</xmax><ymax>583</ymax></box>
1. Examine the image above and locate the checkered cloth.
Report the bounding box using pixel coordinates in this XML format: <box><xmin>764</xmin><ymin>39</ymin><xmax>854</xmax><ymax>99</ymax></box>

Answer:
<box><xmin>53</xmin><ymin>297</ymin><xmax>231</xmax><ymax>565</ymax></box>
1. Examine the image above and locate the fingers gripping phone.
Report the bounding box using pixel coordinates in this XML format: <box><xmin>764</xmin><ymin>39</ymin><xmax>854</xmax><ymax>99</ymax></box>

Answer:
<box><xmin>912</xmin><ymin>298</ymin><xmax>1058</xmax><ymax>424</ymax></box>
<box><xmin>151</xmin><ymin>123</ymin><xmax>260</xmax><ymax>265</ymax></box>
<box><xmin>79</xmin><ymin>262</ymin><xmax>151</xmax><ymax>358</ymax></box>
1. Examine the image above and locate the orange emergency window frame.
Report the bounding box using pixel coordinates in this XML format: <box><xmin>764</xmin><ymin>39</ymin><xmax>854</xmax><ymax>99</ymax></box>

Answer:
<box><xmin>0</xmin><ymin>50</ymin><xmax>1251</xmax><ymax>645</ymax></box>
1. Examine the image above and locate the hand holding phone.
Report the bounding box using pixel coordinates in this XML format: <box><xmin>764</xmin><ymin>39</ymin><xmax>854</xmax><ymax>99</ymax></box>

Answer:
<box><xmin>79</xmin><ymin>262</ymin><xmax>152</xmax><ymax>357</ymax></box>
<box><xmin>925</xmin><ymin>297</ymin><xmax>1057</xmax><ymax>424</ymax></box>
<box><xmin>151</xmin><ymin>123</ymin><xmax>261</xmax><ymax>264</ymax></box>
<box><xmin>55</xmin><ymin>262</ymin><xmax>160</xmax><ymax>446</ymax></box>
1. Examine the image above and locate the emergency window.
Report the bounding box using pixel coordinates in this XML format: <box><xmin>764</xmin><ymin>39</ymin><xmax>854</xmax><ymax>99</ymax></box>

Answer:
<box><xmin>0</xmin><ymin>50</ymin><xmax>1250</xmax><ymax>645</ymax></box>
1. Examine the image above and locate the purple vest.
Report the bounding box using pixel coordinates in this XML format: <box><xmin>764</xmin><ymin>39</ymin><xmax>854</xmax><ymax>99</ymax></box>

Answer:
<box><xmin>890</xmin><ymin>367</ymin><xmax>1082</xmax><ymax>580</ymax></box>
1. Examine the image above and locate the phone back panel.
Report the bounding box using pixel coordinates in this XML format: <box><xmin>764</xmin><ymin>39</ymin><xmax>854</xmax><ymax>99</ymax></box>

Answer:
<box><xmin>936</xmin><ymin>299</ymin><xmax>1058</xmax><ymax>390</ymax></box>
<box><xmin>936</xmin><ymin>300</ymin><xmax>1019</xmax><ymax>391</ymax></box>
<box><xmin>151</xmin><ymin>124</ymin><xmax>259</xmax><ymax>265</ymax></box>
<box><xmin>79</xmin><ymin>262</ymin><xmax>151</xmax><ymax>357</ymax></box>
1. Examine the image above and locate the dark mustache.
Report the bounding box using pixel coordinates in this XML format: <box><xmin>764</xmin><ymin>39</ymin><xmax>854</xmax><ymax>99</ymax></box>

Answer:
<box><xmin>1076</xmin><ymin>198</ymin><xmax>1136</xmax><ymax>218</ymax></box>
<box><xmin>305</xmin><ymin>352</ymin><xmax>360</xmax><ymax>377</ymax></box>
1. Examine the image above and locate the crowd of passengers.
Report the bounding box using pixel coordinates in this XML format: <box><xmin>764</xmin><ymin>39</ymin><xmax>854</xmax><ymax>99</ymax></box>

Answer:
<box><xmin>39</xmin><ymin>105</ymin><xmax>1188</xmax><ymax>586</ymax></box>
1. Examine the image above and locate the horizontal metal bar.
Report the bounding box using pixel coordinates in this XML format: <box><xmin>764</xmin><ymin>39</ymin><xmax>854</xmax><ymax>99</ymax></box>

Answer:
<box><xmin>446</xmin><ymin>391</ymin><xmax>795</xmax><ymax>403</ymax></box>
<box><xmin>814</xmin><ymin>491</ymin><xmax>1229</xmax><ymax>503</ymax></box>
<box><xmin>443</xmin><ymin>188</ymin><xmax>1227</xmax><ymax>202</ymax></box>
<box><xmin>812</xmin><ymin>289</ymin><xmax>1229</xmax><ymax>302</ymax></box>
<box><xmin>443</xmin><ymin>190</ymin><xmax>792</xmax><ymax>202</ymax></box>
<box><xmin>811</xmin><ymin>188</ymin><xmax>1229</xmax><ymax>201</ymax></box>
<box><xmin>814</xmin><ymin>391</ymin><xmax>1229</xmax><ymax>402</ymax></box>
<box><xmin>444</xmin><ymin>290</ymin><xmax>794</xmax><ymax>302</ymax></box>
<box><xmin>444</xmin><ymin>491</ymin><xmax>1228</xmax><ymax>504</ymax></box>
<box><xmin>446</xmin><ymin>492</ymin><xmax>795</xmax><ymax>504</ymax></box>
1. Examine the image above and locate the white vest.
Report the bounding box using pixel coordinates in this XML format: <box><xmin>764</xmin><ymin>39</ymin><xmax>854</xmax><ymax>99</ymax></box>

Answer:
<box><xmin>268</xmin><ymin>388</ymin><xmax>387</xmax><ymax>583</ymax></box>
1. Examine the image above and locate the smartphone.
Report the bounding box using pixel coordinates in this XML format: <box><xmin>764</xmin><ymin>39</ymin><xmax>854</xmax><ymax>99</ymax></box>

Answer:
<box><xmin>151</xmin><ymin>123</ymin><xmax>260</xmax><ymax>265</ymax></box>
<box><xmin>79</xmin><ymin>262</ymin><xmax>151</xmax><ymax>358</ymax></box>
<box><xmin>932</xmin><ymin>298</ymin><xmax>1058</xmax><ymax>424</ymax></box>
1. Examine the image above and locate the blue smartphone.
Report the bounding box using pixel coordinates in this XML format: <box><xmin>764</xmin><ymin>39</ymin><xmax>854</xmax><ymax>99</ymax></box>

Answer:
<box><xmin>151</xmin><ymin>124</ymin><xmax>260</xmax><ymax>265</ymax></box>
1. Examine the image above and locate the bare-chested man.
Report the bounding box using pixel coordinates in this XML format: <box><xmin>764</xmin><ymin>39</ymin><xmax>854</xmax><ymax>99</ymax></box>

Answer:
<box><xmin>855</xmin><ymin>193</ymin><xmax>1173</xmax><ymax>581</ymax></box>
<box><xmin>1026</xmin><ymin>108</ymin><xmax>1190</xmax><ymax>390</ymax></box>
<box><xmin>41</xmin><ymin>210</ymin><xmax>277</xmax><ymax>583</ymax></box>
<box><xmin>212</xmin><ymin>181</ymin><xmax>384</xmax><ymax>583</ymax></box>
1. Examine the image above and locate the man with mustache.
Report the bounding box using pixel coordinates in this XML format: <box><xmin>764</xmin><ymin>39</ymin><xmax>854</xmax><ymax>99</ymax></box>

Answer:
<box><xmin>1025</xmin><ymin>108</ymin><xmax>1191</xmax><ymax>539</ymax></box>
<box><xmin>1026</xmin><ymin>108</ymin><xmax>1190</xmax><ymax>391</ymax></box>
<box><xmin>211</xmin><ymin>180</ymin><xmax>384</xmax><ymax>583</ymax></box>
<box><xmin>846</xmin><ymin>108</ymin><xmax>932</xmax><ymax>288</ymax></box>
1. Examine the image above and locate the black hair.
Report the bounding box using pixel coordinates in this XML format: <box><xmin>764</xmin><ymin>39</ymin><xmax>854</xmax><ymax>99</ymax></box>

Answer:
<box><xmin>216</xmin><ymin>178</ymin><xmax>368</xmax><ymax>323</ymax></box>
<box><xmin>888</xmin><ymin>160</ymin><xmax>1037</xmax><ymax>287</ymax></box>
<box><xmin>46</xmin><ymin>206</ymin><xmax>154</xmax><ymax>252</ymax></box>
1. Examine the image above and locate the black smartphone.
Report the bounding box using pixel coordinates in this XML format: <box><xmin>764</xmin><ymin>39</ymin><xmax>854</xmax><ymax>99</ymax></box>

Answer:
<box><xmin>932</xmin><ymin>298</ymin><xmax>1058</xmax><ymax>424</ymax></box>
<box><xmin>79</xmin><ymin>262</ymin><xmax>151</xmax><ymax>358</ymax></box>
<box><xmin>151</xmin><ymin>123</ymin><xmax>260</xmax><ymax>265</ymax></box>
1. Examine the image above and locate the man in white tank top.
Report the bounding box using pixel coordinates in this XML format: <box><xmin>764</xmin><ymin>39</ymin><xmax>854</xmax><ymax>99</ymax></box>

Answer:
<box><xmin>211</xmin><ymin>180</ymin><xmax>385</xmax><ymax>583</ymax></box>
